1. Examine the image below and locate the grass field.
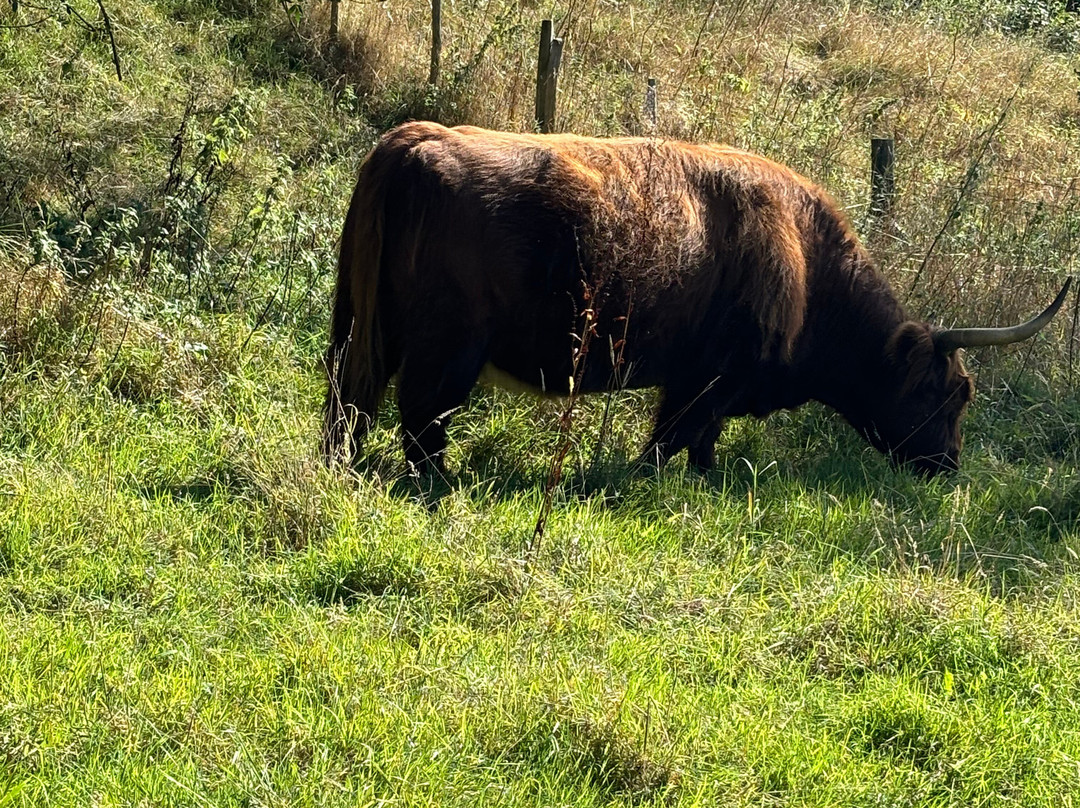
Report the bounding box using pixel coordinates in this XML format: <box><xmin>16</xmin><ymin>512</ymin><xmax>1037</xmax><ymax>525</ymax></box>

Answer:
<box><xmin>3</xmin><ymin>1</ymin><xmax>1080</xmax><ymax>805</ymax></box>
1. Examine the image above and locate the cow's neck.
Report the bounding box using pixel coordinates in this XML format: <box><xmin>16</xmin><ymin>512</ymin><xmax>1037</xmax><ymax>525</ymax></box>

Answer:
<box><xmin>795</xmin><ymin>254</ymin><xmax>907</xmax><ymax>420</ymax></box>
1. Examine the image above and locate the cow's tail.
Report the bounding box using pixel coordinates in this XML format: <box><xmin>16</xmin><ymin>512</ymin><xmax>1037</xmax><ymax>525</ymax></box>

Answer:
<box><xmin>321</xmin><ymin>154</ymin><xmax>393</xmax><ymax>466</ymax></box>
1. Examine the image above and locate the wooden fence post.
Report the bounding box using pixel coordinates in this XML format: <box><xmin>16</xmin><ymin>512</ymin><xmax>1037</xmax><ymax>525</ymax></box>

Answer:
<box><xmin>645</xmin><ymin>77</ymin><xmax>657</xmax><ymax>129</ymax></box>
<box><xmin>329</xmin><ymin>0</ymin><xmax>339</xmax><ymax>41</ymax></box>
<box><xmin>429</xmin><ymin>0</ymin><xmax>442</xmax><ymax>87</ymax></box>
<box><xmin>870</xmin><ymin>137</ymin><xmax>895</xmax><ymax>218</ymax></box>
<box><xmin>535</xmin><ymin>20</ymin><xmax>562</xmax><ymax>133</ymax></box>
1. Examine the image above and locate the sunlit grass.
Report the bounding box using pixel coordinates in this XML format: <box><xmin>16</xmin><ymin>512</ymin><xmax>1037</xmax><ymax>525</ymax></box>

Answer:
<box><xmin>1</xmin><ymin>337</ymin><xmax>1079</xmax><ymax>804</ymax></box>
<box><xmin>2</xmin><ymin>0</ymin><xmax>1080</xmax><ymax>805</ymax></box>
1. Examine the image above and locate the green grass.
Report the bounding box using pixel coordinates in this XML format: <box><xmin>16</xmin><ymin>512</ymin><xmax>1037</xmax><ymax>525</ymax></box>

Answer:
<box><xmin>2</xmin><ymin>353</ymin><xmax>1080</xmax><ymax>806</ymax></box>
<box><xmin>3</xmin><ymin>0</ymin><xmax>1080</xmax><ymax>805</ymax></box>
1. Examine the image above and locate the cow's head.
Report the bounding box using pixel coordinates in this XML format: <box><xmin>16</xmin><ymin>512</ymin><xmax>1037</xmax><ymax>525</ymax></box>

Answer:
<box><xmin>860</xmin><ymin>280</ymin><xmax>1071</xmax><ymax>476</ymax></box>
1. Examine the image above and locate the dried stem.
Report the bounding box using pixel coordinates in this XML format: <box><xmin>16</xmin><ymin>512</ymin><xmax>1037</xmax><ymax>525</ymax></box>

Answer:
<box><xmin>96</xmin><ymin>0</ymin><xmax>121</xmax><ymax>81</ymax></box>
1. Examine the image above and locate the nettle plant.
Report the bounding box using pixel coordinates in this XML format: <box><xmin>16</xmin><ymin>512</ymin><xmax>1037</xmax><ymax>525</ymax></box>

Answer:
<box><xmin>22</xmin><ymin>84</ymin><xmax>337</xmax><ymax>333</ymax></box>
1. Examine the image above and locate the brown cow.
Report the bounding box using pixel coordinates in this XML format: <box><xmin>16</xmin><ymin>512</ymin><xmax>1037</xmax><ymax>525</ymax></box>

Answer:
<box><xmin>323</xmin><ymin>121</ymin><xmax>1069</xmax><ymax>477</ymax></box>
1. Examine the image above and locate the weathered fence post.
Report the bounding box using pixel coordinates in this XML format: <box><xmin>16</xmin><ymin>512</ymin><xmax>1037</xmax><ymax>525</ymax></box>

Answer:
<box><xmin>870</xmin><ymin>137</ymin><xmax>895</xmax><ymax>218</ymax></box>
<box><xmin>429</xmin><ymin>0</ymin><xmax>442</xmax><ymax>87</ymax></box>
<box><xmin>645</xmin><ymin>77</ymin><xmax>658</xmax><ymax>129</ymax></box>
<box><xmin>535</xmin><ymin>20</ymin><xmax>563</xmax><ymax>133</ymax></box>
<box><xmin>329</xmin><ymin>0</ymin><xmax>339</xmax><ymax>41</ymax></box>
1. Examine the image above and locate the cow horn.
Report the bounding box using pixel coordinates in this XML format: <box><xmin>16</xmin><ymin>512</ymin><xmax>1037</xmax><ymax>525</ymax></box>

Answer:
<box><xmin>933</xmin><ymin>278</ymin><xmax>1073</xmax><ymax>353</ymax></box>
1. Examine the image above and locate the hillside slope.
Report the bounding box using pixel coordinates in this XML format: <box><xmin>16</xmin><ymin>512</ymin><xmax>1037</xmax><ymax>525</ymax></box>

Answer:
<box><xmin>1</xmin><ymin>1</ymin><xmax>1080</xmax><ymax>805</ymax></box>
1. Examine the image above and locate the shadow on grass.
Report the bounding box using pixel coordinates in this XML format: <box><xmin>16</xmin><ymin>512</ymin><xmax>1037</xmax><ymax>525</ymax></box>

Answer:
<box><xmin>363</xmin><ymin>404</ymin><xmax>899</xmax><ymax>511</ymax></box>
<box><xmin>308</xmin><ymin>559</ymin><xmax>423</xmax><ymax>608</ymax></box>
<box><xmin>491</xmin><ymin>702</ymin><xmax>680</xmax><ymax>805</ymax></box>
<box><xmin>348</xmin><ymin>389</ymin><xmax>1079</xmax><ymax>591</ymax></box>
<box><xmin>136</xmin><ymin>481</ymin><xmax>223</xmax><ymax>503</ymax></box>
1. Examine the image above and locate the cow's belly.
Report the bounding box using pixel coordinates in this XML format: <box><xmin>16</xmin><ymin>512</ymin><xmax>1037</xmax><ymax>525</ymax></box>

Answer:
<box><xmin>477</xmin><ymin>363</ymin><xmax>566</xmax><ymax>397</ymax></box>
<box><xmin>477</xmin><ymin>356</ymin><xmax>663</xmax><ymax>397</ymax></box>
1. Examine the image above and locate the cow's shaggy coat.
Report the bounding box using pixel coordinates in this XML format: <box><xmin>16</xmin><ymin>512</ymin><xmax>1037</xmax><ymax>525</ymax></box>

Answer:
<box><xmin>323</xmin><ymin>122</ymin><xmax>1055</xmax><ymax>476</ymax></box>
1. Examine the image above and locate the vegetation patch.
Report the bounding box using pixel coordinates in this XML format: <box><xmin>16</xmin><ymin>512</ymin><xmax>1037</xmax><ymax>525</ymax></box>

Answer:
<box><xmin>494</xmin><ymin>702</ymin><xmax>681</xmax><ymax>805</ymax></box>
<box><xmin>307</xmin><ymin>557</ymin><xmax>423</xmax><ymax>606</ymax></box>
<box><xmin>844</xmin><ymin>682</ymin><xmax>960</xmax><ymax>772</ymax></box>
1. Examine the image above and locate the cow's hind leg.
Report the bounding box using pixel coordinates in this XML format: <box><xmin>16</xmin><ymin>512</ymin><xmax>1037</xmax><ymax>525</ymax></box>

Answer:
<box><xmin>397</xmin><ymin>339</ymin><xmax>488</xmax><ymax>477</ymax></box>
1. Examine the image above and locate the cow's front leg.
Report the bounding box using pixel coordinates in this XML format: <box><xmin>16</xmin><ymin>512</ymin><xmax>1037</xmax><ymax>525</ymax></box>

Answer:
<box><xmin>637</xmin><ymin>384</ymin><xmax>713</xmax><ymax>470</ymax></box>
<box><xmin>687</xmin><ymin>418</ymin><xmax>726</xmax><ymax>472</ymax></box>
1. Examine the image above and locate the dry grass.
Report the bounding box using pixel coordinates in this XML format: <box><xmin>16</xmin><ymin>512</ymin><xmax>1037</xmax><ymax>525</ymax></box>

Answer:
<box><xmin>0</xmin><ymin>253</ymin><xmax>69</xmax><ymax>351</ymax></box>
<box><xmin>312</xmin><ymin>0</ymin><xmax>1078</xmax><ymax>357</ymax></box>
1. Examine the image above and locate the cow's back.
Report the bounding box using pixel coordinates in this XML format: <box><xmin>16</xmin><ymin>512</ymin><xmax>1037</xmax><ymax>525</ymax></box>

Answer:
<box><xmin>368</xmin><ymin>122</ymin><xmax>824</xmax><ymax>391</ymax></box>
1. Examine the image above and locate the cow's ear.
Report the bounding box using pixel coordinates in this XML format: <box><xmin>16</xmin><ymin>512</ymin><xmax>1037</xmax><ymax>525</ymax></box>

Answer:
<box><xmin>886</xmin><ymin>321</ymin><xmax>935</xmax><ymax>390</ymax></box>
<box><xmin>887</xmin><ymin>321</ymin><xmax>933</xmax><ymax>361</ymax></box>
